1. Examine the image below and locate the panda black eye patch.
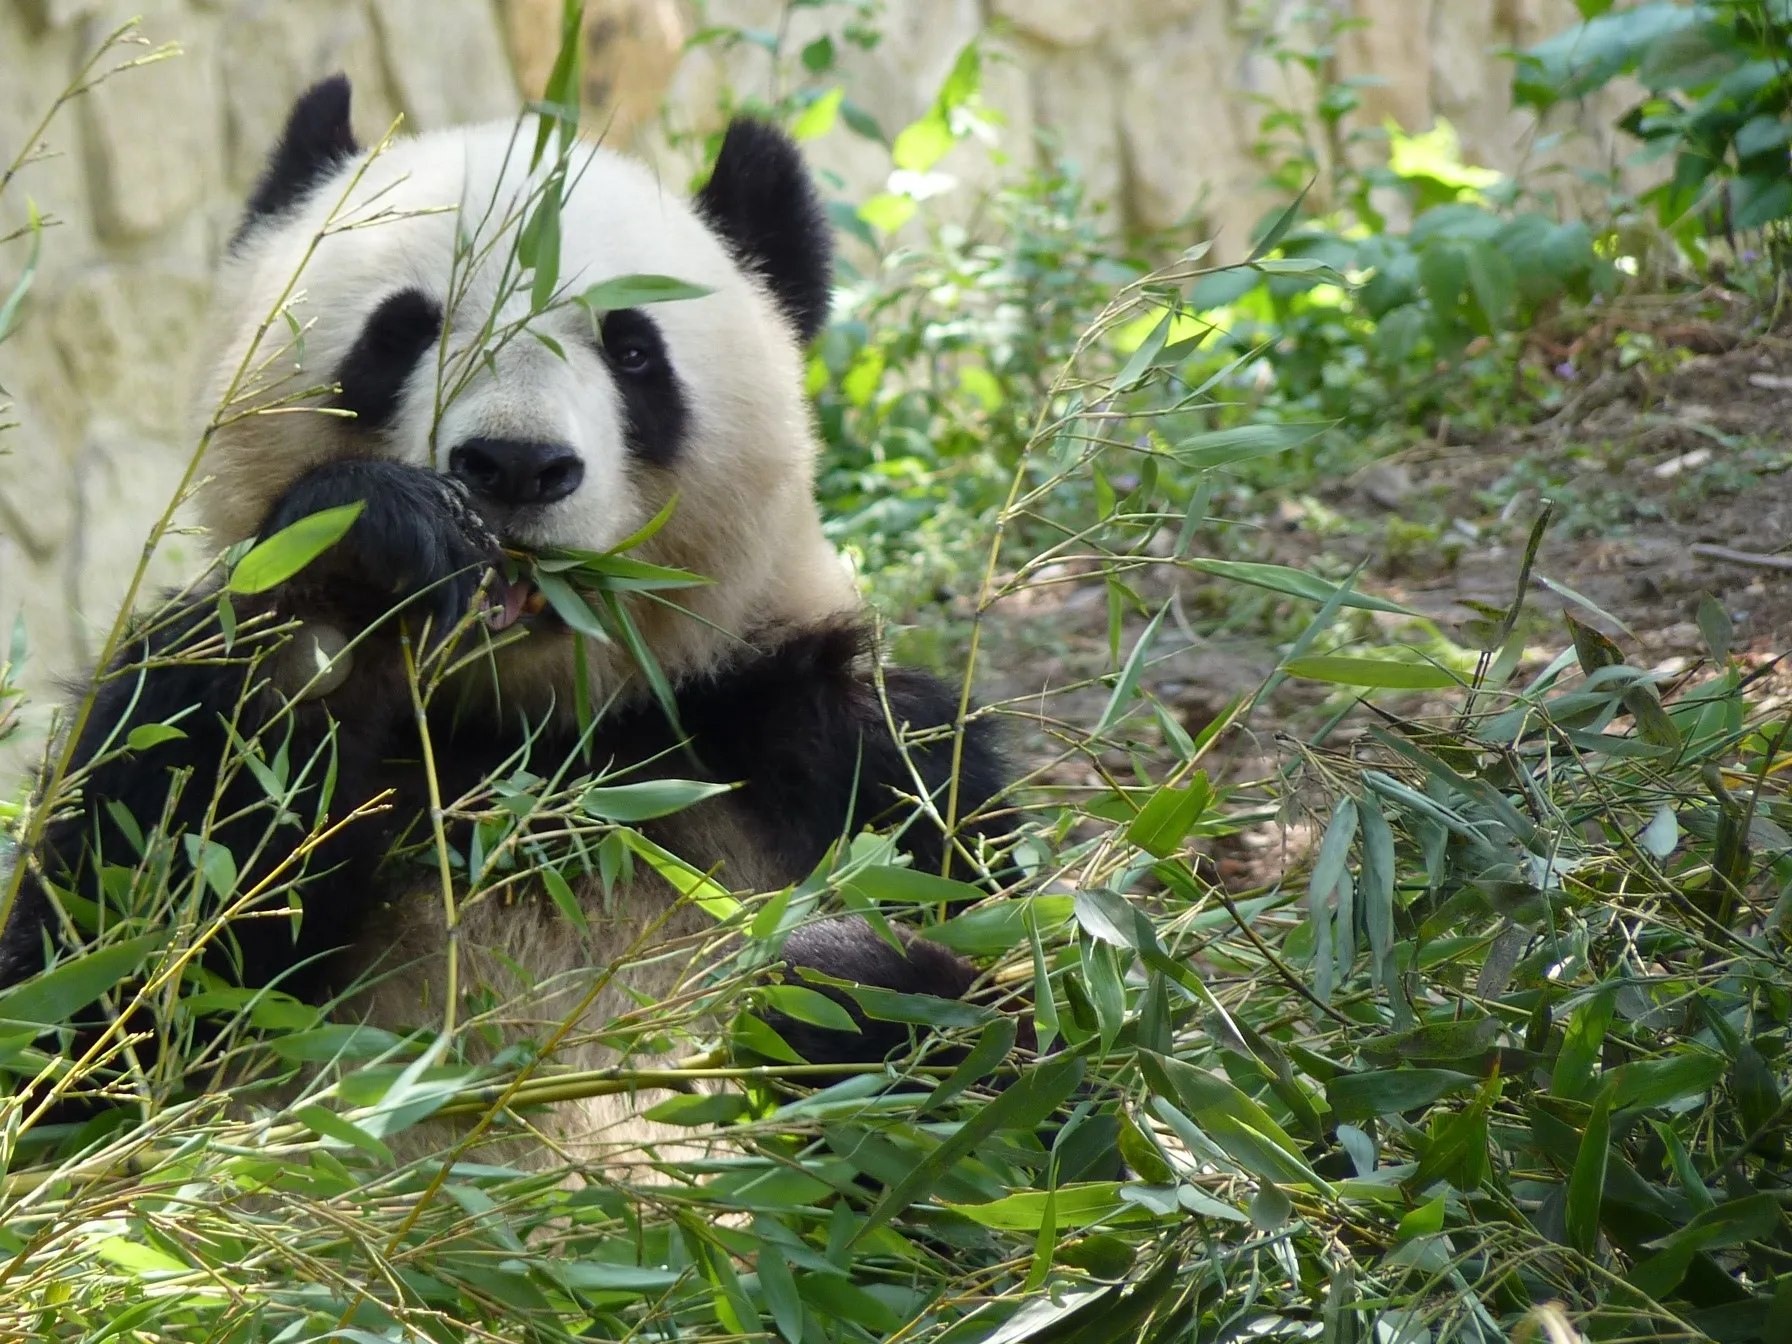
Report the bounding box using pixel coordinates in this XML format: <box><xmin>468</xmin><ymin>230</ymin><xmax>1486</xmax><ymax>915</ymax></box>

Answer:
<box><xmin>334</xmin><ymin>288</ymin><xmax>443</xmax><ymax>433</ymax></box>
<box><xmin>597</xmin><ymin>308</ymin><xmax>689</xmax><ymax>467</ymax></box>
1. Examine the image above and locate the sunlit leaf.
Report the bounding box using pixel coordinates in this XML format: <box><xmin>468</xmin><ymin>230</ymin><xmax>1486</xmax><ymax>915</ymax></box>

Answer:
<box><xmin>1285</xmin><ymin>655</ymin><xmax>1459</xmax><ymax>690</ymax></box>
<box><xmin>576</xmin><ymin>274</ymin><xmax>714</xmax><ymax>315</ymax></box>
<box><xmin>227</xmin><ymin>502</ymin><xmax>365</xmax><ymax>595</ymax></box>
<box><xmin>1187</xmin><ymin>559</ymin><xmax>1417</xmax><ymax>615</ymax></box>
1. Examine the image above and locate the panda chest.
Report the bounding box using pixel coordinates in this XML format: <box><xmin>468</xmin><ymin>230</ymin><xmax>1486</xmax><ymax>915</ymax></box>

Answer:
<box><xmin>337</xmin><ymin>633</ymin><xmax>873</xmax><ymax>1033</ymax></box>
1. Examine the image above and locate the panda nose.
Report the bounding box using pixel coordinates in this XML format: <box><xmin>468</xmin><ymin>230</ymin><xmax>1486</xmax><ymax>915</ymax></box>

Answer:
<box><xmin>448</xmin><ymin>437</ymin><xmax>585</xmax><ymax>506</ymax></box>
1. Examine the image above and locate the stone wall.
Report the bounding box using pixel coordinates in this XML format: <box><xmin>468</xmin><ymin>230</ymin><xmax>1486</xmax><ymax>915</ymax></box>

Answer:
<box><xmin>0</xmin><ymin>0</ymin><xmax>1627</xmax><ymax>768</ymax></box>
<box><xmin>660</xmin><ymin>0</ymin><xmax>1638</xmax><ymax>254</ymax></box>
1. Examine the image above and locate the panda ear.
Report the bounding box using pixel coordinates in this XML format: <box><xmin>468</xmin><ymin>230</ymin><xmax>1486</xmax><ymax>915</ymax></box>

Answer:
<box><xmin>236</xmin><ymin>75</ymin><xmax>361</xmax><ymax>243</ymax></box>
<box><xmin>695</xmin><ymin>119</ymin><xmax>834</xmax><ymax>344</ymax></box>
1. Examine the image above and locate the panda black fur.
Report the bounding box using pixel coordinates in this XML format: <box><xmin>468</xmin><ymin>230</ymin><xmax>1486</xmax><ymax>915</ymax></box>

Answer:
<box><xmin>0</xmin><ymin>78</ymin><xmax>1015</xmax><ymax>1148</ymax></box>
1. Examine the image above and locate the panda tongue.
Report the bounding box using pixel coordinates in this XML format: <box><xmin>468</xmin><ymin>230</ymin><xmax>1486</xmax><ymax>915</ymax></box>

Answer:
<box><xmin>489</xmin><ymin>577</ymin><xmax>533</xmax><ymax>632</ymax></box>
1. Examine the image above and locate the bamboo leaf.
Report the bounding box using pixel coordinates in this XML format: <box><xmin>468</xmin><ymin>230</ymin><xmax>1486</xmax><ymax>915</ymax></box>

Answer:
<box><xmin>1171</xmin><ymin>420</ymin><xmax>1327</xmax><ymax>470</ymax></box>
<box><xmin>1360</xmin><ymin>793</ymin><xmax>1397</xmax><ymax>999</ymax></box>
<box><xmin>1328</xmin><ymin>1068</ymin><xmax>1478</xmax><ymax>1122</ymax></box>
<box><xmin>942</xmin><ymin>1180</ymin><xmax>1137</xmax><ymax>1232</ymax></box>
<box><xmin>1247</xmin><ymin>180</ymin><xmax>1315</xmax><ymax>260</ymax></box>
<box><xmin>0</xmin><ymin>934</ymin><xmax>163</xmax><ymax>1028</ymax></box>
<box><xmin>757</xmin><ymin>1248</ymin><xmax>805</xmax><ymax>1344</ymax></box>
<box><xmin>1125</xmin><ymin>776</ymin><xmax>1211</xmax><ymax>858</ymax></box>
<box><xmin>576</xmin><ymin>274</ymin><xmax>714</xmax><ymax>315</ymax></box>
<box><xmin>1285</xmin><ymin>656</ymin><xmax>1459</xmax><ymax>690</ymax></box>
<box><xmin>758</xmin><ymin>983</ymin><xmax>859</xmax><ymax>1035</ymax></box>
<box><xmin>854</xmin><ymin>1053</ymin><xmax>1086</xmax><ymax>1241</ymax></box>
<box><xmin>1566</xmin><ymin>1086</ymin><xmax>1614</xmax><ymax>1257</ymax></box>
<box><xmin>1138</xmin><ymin>1051</ymin><xmax>1331</xmax><ymax>1192</ymax></box>
<box><xmin>540</xmin><ymin>867</ymin><xmax>590</xmax><ymax>936</ymax></box>
<box><xmin>579</xmin><ymin>778</ymin><xmax>734</xmax><ymax>822</ymax></box>
<box><xmin>1187</xmin><ymin>559</ymin><xmax>1417</xmax><ymax>615</ymax></box>
<box><xmin>1096</xmin><ymin>604</ymin><xmax>1166</xmax><ymax>735</ymax></box>
<box><xmin>294</xmin><ymin>1104</ymin><xmax>395</xmax><ymax>1164</ymax></box>
<box><xmin>227</xmin><ymin>502</ymin><xmax>365</xmax><ymax>595</ymax></box>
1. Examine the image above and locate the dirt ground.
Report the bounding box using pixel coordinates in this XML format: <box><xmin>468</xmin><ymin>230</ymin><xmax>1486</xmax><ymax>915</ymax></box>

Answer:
<box><xmin>976</xmin><ymin>295</ymin><xmax>1792</xmax><ymax>884</ymax></box>
<box><xmin>1356</xmin><ymin>305</ymin><xmax>1792</xmax><ymax>667</ymax></box>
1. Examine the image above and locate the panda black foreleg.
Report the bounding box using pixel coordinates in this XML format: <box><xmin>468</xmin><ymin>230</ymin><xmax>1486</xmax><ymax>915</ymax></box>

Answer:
<box><xmin>0</xmin><ymin>597</ymin><xmax>398</xmax><ymax>1005</ymax></box>
<box><xmin>861</xmin><ymin>664</ymin><xmax>1015</xmax><ymax>884</ymax></box>
<box><xmin>684</xmin><ymin>633</ymin><xmax>1023</xmax><ymax>1071</ymax></box>
<box><xmin>770</xmin><ymin>668</ymin><xmax>1020</xmax><ymax>1067</ymax></box>
<box><xmin>772</xmin><ymin>916</ymin><xmax>984</xmax><ymax>1069</ymax></box>
<box><xmin>675</xmin><ymin>624</ymin><xmax>1016</xmax><ymax>892</ymax></box>
<box><xmin>0</xmin><ymin>458</ymin><xmax>501</xmax><ymax>999</ymax></box>
<box><xmin>0</xmin><ymin>614</ymin><xmax>408</xmax><ymax>1141</ymax></box>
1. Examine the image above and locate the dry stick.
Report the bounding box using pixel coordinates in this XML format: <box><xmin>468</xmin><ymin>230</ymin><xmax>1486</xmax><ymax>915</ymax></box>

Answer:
<box><xmin>1689</xmin><ymin>542</ymin><xmax>1792</xmax><ymax>572</ymax></box>
<box><xmin>940</xmin><ymin>287</ymin><xmax>1155</xmax><ymax>861</ymax></box>
<box><xmin>433</xmin><ymin>1056</ymin><xmax>977</xmax><ymax>1117</ymax></box>
<box><xmin>867</xmin><ymin>640</ymin><xmax>994</xmax><ymax>884</ymax></box>
<box><xmin>1212</xmin><ymin>888</ymin><xmax>1357</xmax><ymax>1029</ymax></box>
<box><xmin>0</xmin><ymin>1048</ymin><xmax>762</xmax><ymax>1201</ymax></box>
<box><xmin>8</xmin><ymin>796</ymin><xmax>394</xmax><ymax>1137</ymax></box>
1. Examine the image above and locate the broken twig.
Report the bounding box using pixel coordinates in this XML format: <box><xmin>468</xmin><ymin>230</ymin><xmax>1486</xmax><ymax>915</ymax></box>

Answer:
<box><xmin>1691</xmin><ymin>543</ymin><xmax>1792</xmax><ymax>573</ymax></box>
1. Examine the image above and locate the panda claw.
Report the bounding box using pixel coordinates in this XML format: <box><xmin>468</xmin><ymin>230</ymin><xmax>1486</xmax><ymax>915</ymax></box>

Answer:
<box><xmin>436</xmin><ymin>474</ymin><xmax>501</xmax><ymax>557</ymax></box>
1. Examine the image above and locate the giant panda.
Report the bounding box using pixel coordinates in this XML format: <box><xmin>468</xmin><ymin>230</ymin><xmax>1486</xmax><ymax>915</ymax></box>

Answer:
<box><xmin>0</xmin><ymin>76</ymin><xmax>1015</xmax><ymax>1162</ymax></box>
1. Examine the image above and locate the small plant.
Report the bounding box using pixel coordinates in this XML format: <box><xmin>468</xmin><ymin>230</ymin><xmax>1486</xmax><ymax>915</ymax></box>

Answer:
<box><xmin>679</xmin><ymin>0</ymin><xmax>889</xmax><ymax>173</ymax></box>
<box><xmin>1193</xmin><ymin>119</ymin><xmax>1617</xmax><ymax>457</ymax></box>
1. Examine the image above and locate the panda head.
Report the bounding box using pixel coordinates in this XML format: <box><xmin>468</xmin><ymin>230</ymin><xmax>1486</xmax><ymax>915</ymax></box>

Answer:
<box><xmin>199</xmin><ymin>76</ymin><xmax>857</xmax><ymax>707</ymax></box>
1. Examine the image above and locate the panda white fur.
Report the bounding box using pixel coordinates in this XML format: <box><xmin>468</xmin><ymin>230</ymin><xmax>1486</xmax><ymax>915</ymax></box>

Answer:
<box><xmin>0</xmin><ymin>77</ymin><xmax>1012</xmax><ymax>1160</ymax></box>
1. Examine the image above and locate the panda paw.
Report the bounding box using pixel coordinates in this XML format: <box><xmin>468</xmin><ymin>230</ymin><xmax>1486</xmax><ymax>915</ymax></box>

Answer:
<box><xmin>769</xmin><ymin>917</ymin><xmax>988</xmax><ymax>1069</ymax></box>
<box><xmin>258</xmin><ymin>459</ymin><xmax>502</xmax><ymax>643</ymax></box>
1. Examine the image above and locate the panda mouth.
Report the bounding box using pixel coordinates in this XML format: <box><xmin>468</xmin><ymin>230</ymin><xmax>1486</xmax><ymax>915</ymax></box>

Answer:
<box><xmin>485</xmin><ymin>572</ymin><xmax>551</xmax><ymax>632</ymax></box>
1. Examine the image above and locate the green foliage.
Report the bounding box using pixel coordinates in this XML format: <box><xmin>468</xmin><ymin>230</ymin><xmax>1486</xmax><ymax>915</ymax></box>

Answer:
<box><xmin>12</xmin><ymin>539</ymin><xmax>1792</xmax><ymax>1342</ymax></box>
<box><xmin>814</xmin><ymin>160</ymin><xmax>1142</xmax><ymax>609</ymax></box>
<box><xmin>1275</xmin><ymin>582</ymin><xmax>1792</xmax><ymax>1337</ymax></box>
<box><xmin>1515</xmin><ymin>0</ymin><xmax>1792</xmax><ymax>259</ymax></box>
<box><xmin>1197</xmin><ymin>107</ymin><xmax>1616</xmax><ymax>456</ymax></box>
<box><xmin>671</xmin><ymin>2</ymin><xmax>1072</xmax><ymax>619</ymax></box>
